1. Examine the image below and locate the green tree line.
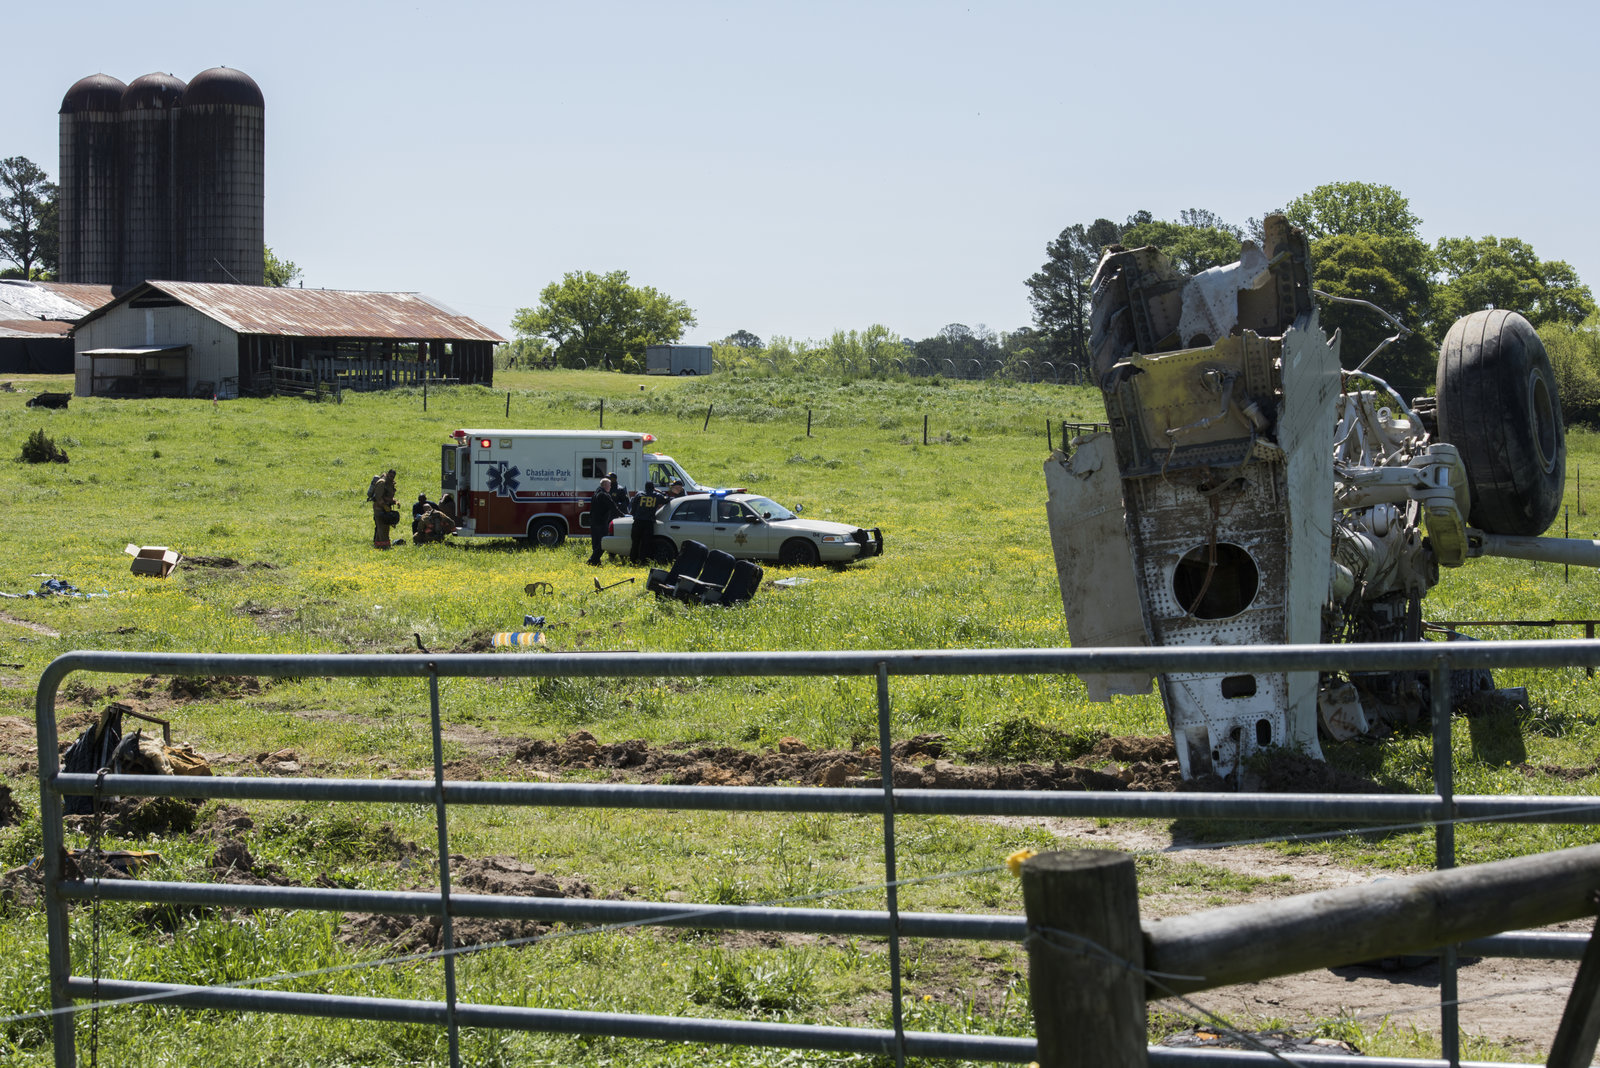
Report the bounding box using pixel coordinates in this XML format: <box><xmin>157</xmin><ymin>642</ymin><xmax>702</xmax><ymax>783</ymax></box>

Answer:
<box><xmin>1026</xmin><ymin>182</ymin><xmax>1598</xmax><ymax>401</ymax></box>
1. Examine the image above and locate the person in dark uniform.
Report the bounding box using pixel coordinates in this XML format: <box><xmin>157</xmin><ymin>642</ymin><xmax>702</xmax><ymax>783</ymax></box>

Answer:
<box><xmin>411</xmin><ymin>493</ymin><xmax>432</xmax><ymax>535</ymax></box>
<box><xmin>587</xmin><ymin>477</ymin><xmax>618</xmax><ymax>565</ymax></box>
<box><xmin>629</xmin><ymin>480</ymin><xmax>663</xmax><ymax>564</ymax></box>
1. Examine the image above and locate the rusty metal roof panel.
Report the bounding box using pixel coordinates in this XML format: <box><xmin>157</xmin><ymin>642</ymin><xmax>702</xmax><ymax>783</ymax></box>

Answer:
<box><xmin>0</xmin><ymin>280</ymin><xmax>113</xmax><ymax>321</ymax></box>
<box><xmin>139</xmin><ymin>282</ymin><xmax>506</xmax><ymax>341</ymax></box>
<box><xmin>0</xmin><ymin>319</ymin><xmax>73</xmax><ymax>337</ymax></box>
<box><xmin>36</xmin><ymin>282</ymin><xmax>117</xmax><ymax>315</ymax></box>
<box><xmin>0</xmin><ymin>320</ymin><xmax>74</xmax><ymax>339</ymax></box>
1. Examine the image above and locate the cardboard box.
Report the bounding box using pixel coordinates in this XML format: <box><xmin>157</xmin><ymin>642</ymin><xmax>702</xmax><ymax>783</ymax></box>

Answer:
<box><xmin>124</xmin><ymin>544</ymin><xmax>180</xmax><ymax>578</ymax></box>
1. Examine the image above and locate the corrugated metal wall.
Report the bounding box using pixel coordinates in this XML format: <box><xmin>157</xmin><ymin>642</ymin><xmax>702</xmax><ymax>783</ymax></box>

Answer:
<box><xmin>74</xmin><ymin>301</ymin><xmax>239</xmax><ymax>395</ymax></box>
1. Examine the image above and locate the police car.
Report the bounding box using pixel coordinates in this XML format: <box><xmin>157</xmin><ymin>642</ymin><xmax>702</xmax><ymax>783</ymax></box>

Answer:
<box><xmin>601</xmin><ymin>491</ymin><xmax>884</xmax><ymax>566</ymax></box>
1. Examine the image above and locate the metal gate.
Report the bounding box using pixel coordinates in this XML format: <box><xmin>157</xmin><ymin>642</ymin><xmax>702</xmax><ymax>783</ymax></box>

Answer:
<box><xmin>34</xmin><ymin>641</ymin><xmax>1600</xmax><ymax>1067</ymax></box>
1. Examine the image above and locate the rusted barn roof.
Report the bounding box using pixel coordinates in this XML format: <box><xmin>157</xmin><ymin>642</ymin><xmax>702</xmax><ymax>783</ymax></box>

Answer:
<box><xmin>0</xmin><ymin>320</ymin><xmax>73</xmax><ymax>338</ymax></box>
<box><xmin>0</xmin><ymin>280</ymin><xmax>114</xmax><ymax>321</ymax></box>
<box><xmin>79</xmin><ymin>281</ymin><xmax>505</xmax><ymax>342</ymax></box>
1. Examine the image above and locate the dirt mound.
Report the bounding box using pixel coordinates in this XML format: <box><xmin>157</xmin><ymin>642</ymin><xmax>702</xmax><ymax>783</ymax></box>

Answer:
<box><xmin>506</xmin><ymin>730</ymin><xmax>1402</xmax><ymax>795</ymax></box>
<box><xmin>1242</xmin><ymin>749</ymin><xmax>1400</xmax><ymax>794</ymax></box>
<box><xmin>510</xmin><ymin>730</ymin><xmax>1186</xmax><ymax>791</ymax></box>
<box><xmin>451</xmin><ymin>630</ymin><xmax>498</xmax><ymax>653</ymax></box>
<box><xmin>199</xmin><ymin>804</ymin><xmax>256</xmax><ymax>839</ymax></box>
<box><xmin>512</xmin><ymin>729</ymin><xmax>1190</xmax><ymax>789</ymax></box>
<box><xmin>1518</xmin><ymin>761</ymin><xmax>1598</xmax><ymax>782</ymax></box>
<box><xmin>166</xmin><ymin>675</ymin><xmax>268</xmax><ymax>700</ymax></box>
<box><xmin>0</xmin><ymin>784</ymin><xmax>24</xmax><ymax>826</ymax></box>
<box><xmin>339</xmin><ymin>856</ymin><xmax>595</xmax><ymax>953</ymax></box>
<box><xmin>0</xmin><ymin>717</ymin><xmax>37</xmax><ymax>766</ymax></box>
<box><xmin>186</xmin><ymin>556</ymin><xmax>280</xmax><ymax>570</ymax></box>
<box><xmin>209</xmin><ymin>839</ymin><xmax>294</xmax><ymax>886</ymax></box>
<box><xmin>66</xmin><ymin>795</ymin><xmax>199</xmax><ymax>837</ymax></box>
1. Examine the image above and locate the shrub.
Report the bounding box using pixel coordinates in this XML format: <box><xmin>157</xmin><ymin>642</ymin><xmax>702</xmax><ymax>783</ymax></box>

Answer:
<box><xmin>18</xmin><ymin>428</ymin><xmax>67</xmax><ymax>464</ymax></box>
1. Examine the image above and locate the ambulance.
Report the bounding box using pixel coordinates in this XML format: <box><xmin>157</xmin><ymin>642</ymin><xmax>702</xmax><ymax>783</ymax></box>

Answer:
<box><xmin>439</xmin><ymin>429</ymin><xmax>715</xmax><ymax>546</ymax></box>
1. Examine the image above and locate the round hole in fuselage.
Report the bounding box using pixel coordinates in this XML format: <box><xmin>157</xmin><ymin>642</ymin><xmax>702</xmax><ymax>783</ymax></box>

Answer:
<box><xmin>1173</xmin><ymin>542</ymin><xmax>1259</xmax><ymax>619</ymax></box>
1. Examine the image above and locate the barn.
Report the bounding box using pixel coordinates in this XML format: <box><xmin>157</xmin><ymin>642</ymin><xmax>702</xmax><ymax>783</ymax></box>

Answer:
<box><xmin>0</xmin><ymin>280</ymin><xmax>115</xmax><ymax>374</ymax></box>
<box><xmin>72</xmin><ymin>281</ymin><xmax>503</xmax><ymax>397</ymax></box>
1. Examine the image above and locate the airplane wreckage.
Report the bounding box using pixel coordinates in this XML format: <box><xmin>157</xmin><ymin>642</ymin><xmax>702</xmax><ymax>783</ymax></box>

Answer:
<box><xmin>1045</xmin><ymin>214</ymin><xmax>1596</xmax><ymax>780</ymax></box>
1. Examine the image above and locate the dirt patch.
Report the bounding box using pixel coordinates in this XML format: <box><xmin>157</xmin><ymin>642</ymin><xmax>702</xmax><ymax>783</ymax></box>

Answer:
<box><xmin>65</xmin><ymin>795</ymin><xmax>199</xmax><ymax>838</ymax></box>
<box><xmin>0</xmin><ymin>784</ymin><xmax>23</xmax><ymax>826</ymax></box>
<box><xmin>1005</xmin><ymin>810</ymin><xmax>1588</xmax><ymax>1059</ymax></box>
<box><xmin>451</xmin><ymin>630</ymin><xmax>498</xmax><ymax>653</ymax></box>
<box><xmin>233</xmin><ymin>600</ymin><xmax>296</xmax><ymax>628</ymax></box>
<box><xmin>504</xmin><ymin>731</ymin><xmax>1393</xmax><ymax>796</ymax></box>
<box><xmin>166</xmin><ymin>675</ymin><xmax>268</xmax><ymax>701</ymax></box>
<box><xmin>186</xmin><ymin>556</ymin><xmax>281</xmax><ymax>570</ymax></box>
<box><xmin>0</xmin><ymin>611</ymin><xmax>58</xmax><ymax>637</ymax></box>
<box><xmin>1518</xmin><ymin>761</ymin><xmax>1598</xmax><ymax>782</ymax></box>
<box><xmin>0</xmin><ymin>716</ymin><xmax>37</xmax><ymax>762</ymax></box>
<box><xmin>339</xmin><ymin>856</ymin><xmax>596</xmax><ymax>953</ymax></box>
<box><xmin>198</xmin><ymin>803</ymin><xmax>256</xmax><ymax>839</ymax></box>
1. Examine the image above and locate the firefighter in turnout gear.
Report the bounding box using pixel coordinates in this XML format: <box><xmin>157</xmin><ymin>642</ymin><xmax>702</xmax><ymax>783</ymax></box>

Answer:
<box><xmin>629</xmin><ymin>480</ymin><xmax>663</xmax><ymax>564</ymax></box>
<box><xmin>371</xmin><ymin>469</ymin><xmax>398</xmax><ymax>549</ymax></box>
<box><xmin>414</xmin><ymin>504</ymin><xmax>455</xmax><ymax>545</ymax></box>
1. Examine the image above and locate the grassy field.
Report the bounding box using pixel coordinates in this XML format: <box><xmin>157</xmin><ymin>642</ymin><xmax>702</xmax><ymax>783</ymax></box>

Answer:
<box><xmin>2</xmin><ymin>368</ymin><xmax>1599</xmax><ymax>1065</ymax></box>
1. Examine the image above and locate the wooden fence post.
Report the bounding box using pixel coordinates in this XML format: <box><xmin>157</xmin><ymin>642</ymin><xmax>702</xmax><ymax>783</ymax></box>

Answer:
<box><xmin>1548</xmin><ymin>920</ymin><xmax>1600</xmax><ymax>1068</ymax></box>
<box><xmin>1021</xmin><ymin>850</ymin><xmax>1146</xmax><ymax>1067</ymax></box>
<box><xmin>505</xmin><ymin>390</ymin><xmax>511</xmax><ymax>418</ymax></box>
<box><xmin>807</xmin><ymin>408</ymin><xmax>812</xmax><ymax>437</ymax></box>
<box><xmin>923</xmin><ymin>414</ymin><xmax>928</xmax><ymax>446</ymax></box>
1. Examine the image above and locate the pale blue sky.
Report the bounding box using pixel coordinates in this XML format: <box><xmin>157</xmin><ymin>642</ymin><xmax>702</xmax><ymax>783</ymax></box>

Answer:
<box><xmin>7</xmin><ymin>0</ymin><xmax>1596</xmax><ymax>346</ymax></box>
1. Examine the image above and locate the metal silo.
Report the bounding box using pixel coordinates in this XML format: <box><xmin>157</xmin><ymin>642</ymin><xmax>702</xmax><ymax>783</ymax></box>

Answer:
<box><xmin>58</xmin><ymin>74</ymin><xmax>126</xmax><ymax>284</ymax></box>
<box><xmin>178</xmin><ymin>67</ymin><xmax>264</xmax><ymax>285</ymax></box>
<box><xmin>119</xmin><ymin>73</ymin><xmax>186</xmax><ymax>287</ymax></box>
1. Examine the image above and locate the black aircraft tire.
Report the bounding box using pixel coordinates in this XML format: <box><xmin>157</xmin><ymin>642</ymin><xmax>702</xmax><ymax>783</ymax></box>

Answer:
<box><xmin>1435</xmin><ymin>309</ymin><xmax>1565</xmax><ymax>536</ymax></box>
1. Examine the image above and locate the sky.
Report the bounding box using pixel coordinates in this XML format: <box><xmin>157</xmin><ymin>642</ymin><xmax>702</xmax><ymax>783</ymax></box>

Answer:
<box><xmin>6</xmin><ymin>0</ymin><xmax>1598</xmax><ymax>347</ymax></box>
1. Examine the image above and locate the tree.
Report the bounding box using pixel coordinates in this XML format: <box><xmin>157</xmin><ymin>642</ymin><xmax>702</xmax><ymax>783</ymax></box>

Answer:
<box><xmin>1284</xmin><ymin>181</ymin><xmax>1421</xmax><ymax>241</ymax></box>
<box><xmin>263</xmin><ymin>246</ymin><xmax>302</xmax><ymax>287</ymax></box>
<box><xmin>1309</xmin><ymin>232</ymin><xmax>1437</xmax><ymax>395</ymax></box>
<box><xmin>512</xmin><ymin>270</ymin><xmax>696</xmax><ymax>372</ymax></box>
<box><xmin>1026</xmin><ymin>219</ymin><xmax>1120</xmax><ymax>370</ymax></box>
<box><xmin>1119</xmin><ymin>216</ymin><xmax>1241</xmax><ymax>275</ymax></box>
<box><xmin>1277</xmin><ymin>183</ymin><xmax>1436</xmax><ymax>393</ymax></box>
<box><xmin>0</xmin><ymin>156</ymin><xmax>58</xmax><ymax>280</ymax></box>
<box><xmin>1434</xmin><ymin>235</ymin><xmax>1595</xmax><ymax>328</ymax></box>
<box><xmin>1539</xmin><ymin>315</ymin><xmax>1600</xmax><ymax>428</ymax></box>
<box><xmin>722</xmin><ymin>329</ymin><xmax>763</xmax><ymax>349</ymax></box>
